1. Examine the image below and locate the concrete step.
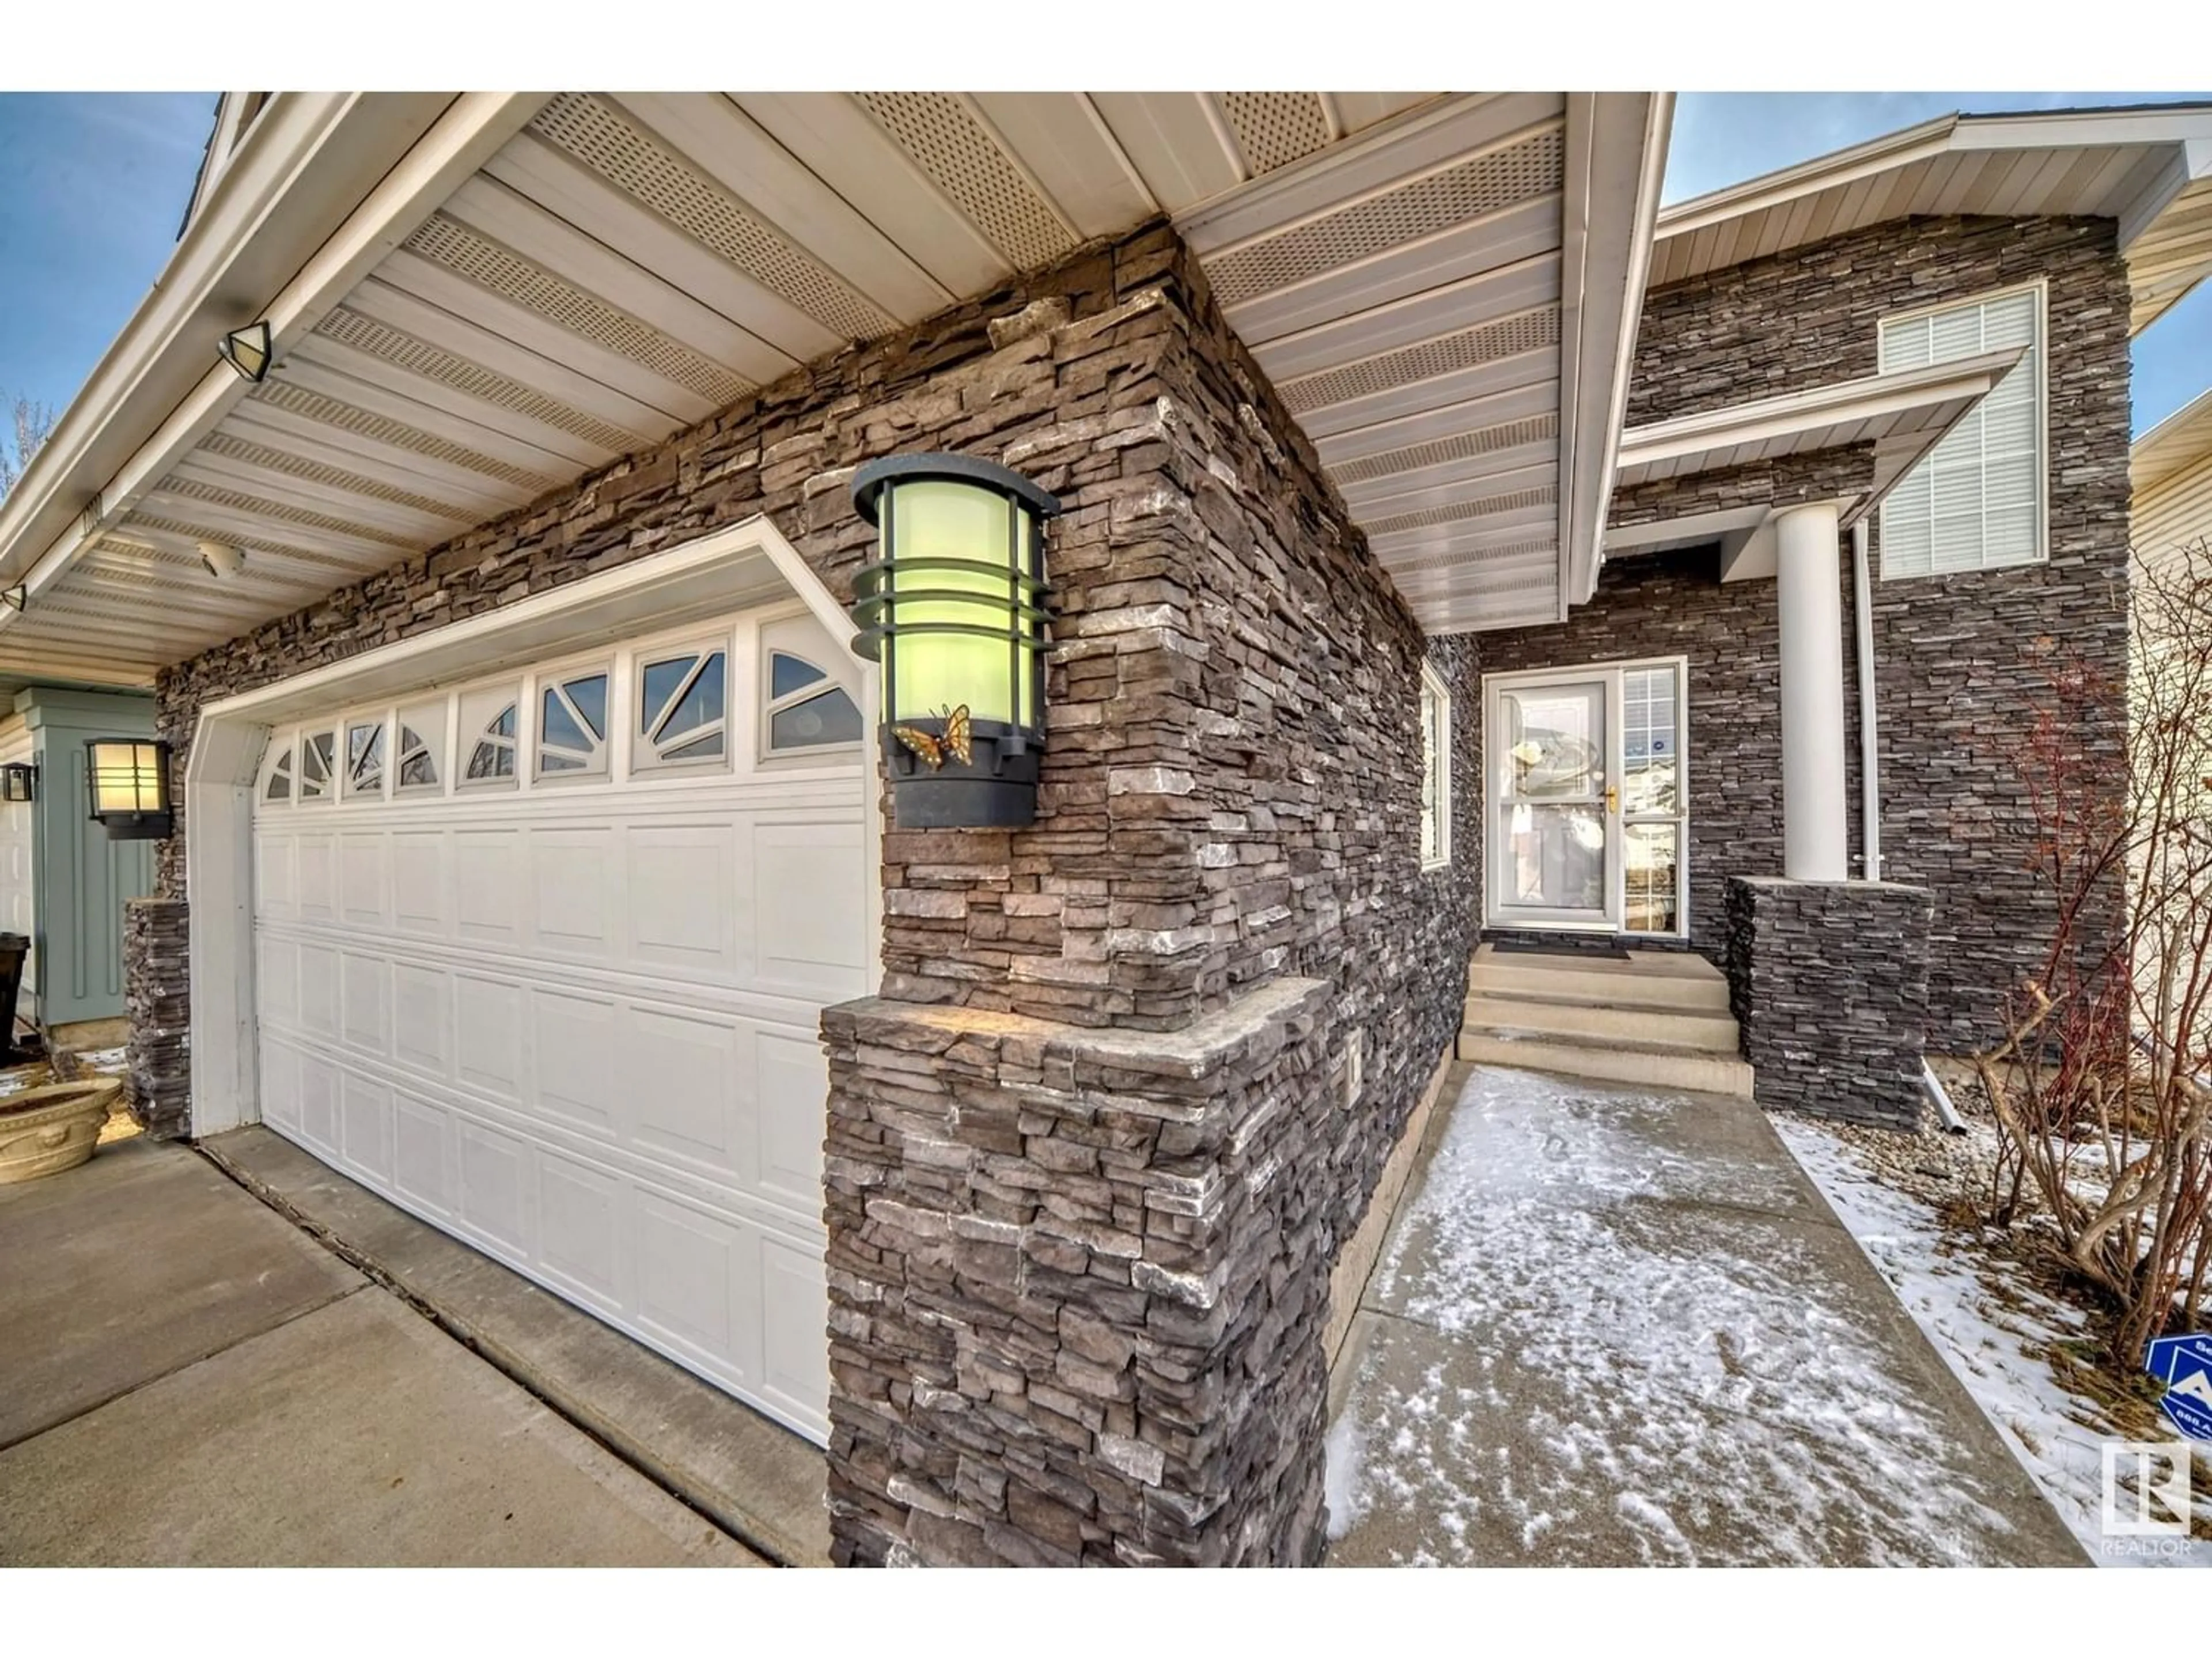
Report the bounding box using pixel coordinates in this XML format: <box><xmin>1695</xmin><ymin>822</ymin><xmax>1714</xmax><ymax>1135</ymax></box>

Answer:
<box><xmin>1467</xmin><ymin>949</ymin><xmax>1732</xmax><ymax>1013</ymax></box>
<box><xmin>1463</xmin><ymin>994</ymin><xmax>1741</xmax><ymax>1052</ymax></box>
<box><xmin>1456</xmin><ymin>1031</ymin><xmax>1756</xmax><ymax>1097</ymax></box>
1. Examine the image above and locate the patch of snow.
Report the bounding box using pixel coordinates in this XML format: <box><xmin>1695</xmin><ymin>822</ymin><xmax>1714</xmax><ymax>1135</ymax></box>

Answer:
<box><xmin>1774</xmin><ymin>1113</ymin><xmax>2211</xmax><ymax>1570</ymax></box>
<box><xmin>1322</xmin><ymin>1415</ymin><xmax>1366</xmax><ymax>1541</ymax></box>
<box><xmin>1328</xmin><ymin>1066</ymin><xmax>2066</xmax><ymax>1566</ymax></box>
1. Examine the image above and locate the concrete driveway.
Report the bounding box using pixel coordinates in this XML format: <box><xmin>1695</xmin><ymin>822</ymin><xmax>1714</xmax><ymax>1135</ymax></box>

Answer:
<box><xmin>0</xmin><ymin>1137</ymin><xmax>757</xmax><ymax>1567</ymax></box>
<box><xmin>1324</xmin><ymin>1065</ymin><xmax>2088</xmax><ymax>1567</ymax></box>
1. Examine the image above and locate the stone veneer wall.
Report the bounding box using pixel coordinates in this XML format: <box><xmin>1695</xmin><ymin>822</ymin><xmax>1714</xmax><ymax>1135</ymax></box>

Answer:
<box><xmin>121</xmin><ymin>897</ymin><xmax>191</xmax><ymax>1138</ymax></box>
<box><xmin>825</xmin><ymin>242</ymin><xmax>1483</xmax><ymax>1564</ymax></box>
<box><xmin>1725</xmin><ymin>877</ymin><xmax>1934</xmax><ymax>1130</ymax></box>
<box><xmin>823</xmin><ymin>979</ymin><xmax>1333</xmax><ymax>1565</ymax></box>
<box><xmin>141</xmin><ymin>222</ymin><xmax>1480</xmax><ymax>1564</ymax></box>
<box><xmin>1486</xmin><ymin>216</ymin><xmax>2130</xmax><ymax>1050</ymax></box>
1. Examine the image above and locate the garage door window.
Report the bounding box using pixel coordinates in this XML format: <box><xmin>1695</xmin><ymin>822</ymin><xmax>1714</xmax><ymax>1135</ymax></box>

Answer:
<box><xmin>460</xmin><ymin>688</ymin><xmax>519</xmax><ymax>787</ymax></box>
<box><xmin>344</xmin><ymin>719</ymin><xmax>386</xmax><ymax>800</ymax></box>
<box><xmin>263</xmin><ymin>742</ymin><xmax>293</xmax><ymax>803</ymax></box>
<box><xmin>395</xmin><ymin>705</ymin><xmax>442</xmax><ymax>793</ymax></box>
<box><xmin>299</xmin><ymin>730</ymin><xmax>335</xmax><ymax>802</ymax></box>
<box><xmin>538</xmin><ymin>669</ymin><xmax>610</xmax><ymax>780</ymax></box>
<box><xmin>637</xmin><ymin>647</ymin><xmax>728</xmax><ymax>770</ymax></box>
<box><xmin>761</xmin><ymin>624</ymin><xmax>862</xmax><ymax>759</ymax></box>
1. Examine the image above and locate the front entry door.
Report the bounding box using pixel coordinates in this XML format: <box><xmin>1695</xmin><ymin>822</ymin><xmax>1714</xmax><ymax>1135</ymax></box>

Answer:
<box><xmin>1486</xmin><ymin>660</ymin><xmax>1687</xmax><ymax>937</ymax></box>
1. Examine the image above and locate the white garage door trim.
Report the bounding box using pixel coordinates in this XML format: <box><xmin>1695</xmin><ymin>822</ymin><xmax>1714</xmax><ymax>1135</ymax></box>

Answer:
<box><xmin>185</xmin><ymin>516</ymin><xmax>879</xmax><ymax>1441</ymax></box>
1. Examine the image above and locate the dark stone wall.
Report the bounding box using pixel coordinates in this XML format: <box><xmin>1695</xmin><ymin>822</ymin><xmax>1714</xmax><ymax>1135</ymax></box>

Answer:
<box><xmin>822</xmin><ymin>243</ymin><xmax>1482</xmax><ymax>1566</ymax></box>
<box><xmin>823</xmin><ymin>979</ymin><xmax>1334</xmax><ymax>1566</ymax></box>
<box><xmin>1484</xmin><ymin>215</ymin><xmax>2130</xmax><ymax>1050</ymax></box>
<box><xmin>140</xmin><ymin>223</ymin><xmax>1479</xmax><ymax>1565</ymax></box>
<box><xmin>1726</xmin><ymin>876</ymin><xmax>1934</xmax><ymax>1130</ymax></box>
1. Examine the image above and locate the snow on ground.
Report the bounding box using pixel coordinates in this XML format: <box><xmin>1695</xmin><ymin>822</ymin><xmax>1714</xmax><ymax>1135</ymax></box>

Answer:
<box><xmin>1327</xmin><ymin>1066</ymin><xmax>2070</xmax><ymax>1566</ymax></box>
<box><xmin>1774</xmin><ymin>1113</ymin><xmax>2210</xmax><ymax>1569</ymax></box>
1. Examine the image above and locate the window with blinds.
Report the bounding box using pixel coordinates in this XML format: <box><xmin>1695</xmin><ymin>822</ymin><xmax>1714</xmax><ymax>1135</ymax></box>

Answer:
<box><xmin>1419</xmin><ymin>663</ymin><xmax>1451</xmax><ymax>871</ymax></box>
<box><xmin>1877</xmin><ymin>284</ymin><xmax>2044</xmax><ymax>579</ymax></box>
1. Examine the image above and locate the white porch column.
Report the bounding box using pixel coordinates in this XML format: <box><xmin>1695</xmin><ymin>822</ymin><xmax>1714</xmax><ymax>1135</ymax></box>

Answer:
<box><xmin>1774</xmin><ymin>499</ymin><xmax>1849</xmax><ymax>881</ymax></box>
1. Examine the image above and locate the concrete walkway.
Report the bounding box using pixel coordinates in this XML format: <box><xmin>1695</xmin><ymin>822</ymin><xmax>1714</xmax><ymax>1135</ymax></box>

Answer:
<box><xmin>1324</xmin><ymin>1065</ymin><xmax>2086</xmax><ymax>1567</ymax></box>
<box><xmin>0</xmin><ymin>1137</ymin><xmax>757</xmax><ymax>1566</ymax></box>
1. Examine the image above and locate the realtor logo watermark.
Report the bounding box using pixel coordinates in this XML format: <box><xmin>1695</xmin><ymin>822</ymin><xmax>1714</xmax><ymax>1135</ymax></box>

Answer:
<box><xmin>2099</xmin><ymin>1441</ymin><xmax>2198</xmax><ymax>1557</ymax></box>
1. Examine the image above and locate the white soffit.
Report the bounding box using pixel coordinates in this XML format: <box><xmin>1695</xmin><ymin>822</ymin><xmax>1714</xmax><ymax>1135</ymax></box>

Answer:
<box><xmin>1181</xmin><ymin>92</ymin><xmax>1671</xmax><ymax>633</ymax></box>
<box><xmin>2132</xmin><ymin>385</ymin><xmax>2212</xmax><ymax>497</ymax></box>
<box><xmin>1612</xmin><ymin>346</ymin><xmax>2024</xmax><ymax>502</ymax></box>
<box><xmin>1652</xmin><ymin>104</ymin><xmax>2212</xmax><ymax>337</ymax></box>
<box><xmin>0</xmin><ymin>87</ymin><xmax>1670</xmax><ymax>683</ymax></box>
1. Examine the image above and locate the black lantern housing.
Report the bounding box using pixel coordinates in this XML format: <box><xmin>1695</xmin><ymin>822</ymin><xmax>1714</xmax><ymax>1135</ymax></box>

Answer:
<box><xmin>850</xmin><ymin>454</ymin><xmax>1060</xmax><ymax>830</ymax></box>
<box><xmin>0</xmin><ymin>763</ymin><xmax>33</xmax><ymax>804</ymax></box>
<box><xmin>85</xmin><ymin>738</ymin><xmax>173</xmax><ymax>840</ymax></box>
<box><xmin>218</xmin><ymin>320</ymin><xmax>274</xmax><ymax>384</ymax></box>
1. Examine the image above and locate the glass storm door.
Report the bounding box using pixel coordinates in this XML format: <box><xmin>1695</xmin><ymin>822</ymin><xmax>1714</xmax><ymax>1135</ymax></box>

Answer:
<box><xmin>1487</xmin><ymin>661</ymin><xmax>1687</xmax><ymax>936</ymax></box>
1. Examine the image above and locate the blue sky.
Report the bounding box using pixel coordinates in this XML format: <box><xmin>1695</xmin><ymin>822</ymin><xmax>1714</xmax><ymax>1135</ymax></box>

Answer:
<box><xmin>0</xmin><ymin>90</ymin><xmax>2206</xmax><ymax>445</ymax></box>
<box><xmin>0</xmin><ymin>93</ymin><xmax>214</xmax><ymax>426</ymax></box>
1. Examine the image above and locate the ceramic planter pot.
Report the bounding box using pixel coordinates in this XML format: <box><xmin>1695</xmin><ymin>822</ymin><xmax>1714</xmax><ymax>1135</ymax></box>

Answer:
<box><xmin>0</xmin><ymin>1079</ymin><xmax>123</xmax><ymax>1184</ymax></box>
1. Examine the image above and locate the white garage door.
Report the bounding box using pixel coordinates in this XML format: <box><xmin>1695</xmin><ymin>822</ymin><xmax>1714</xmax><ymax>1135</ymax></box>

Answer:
<box><xmin>250</xmin><ymin>600</ymin><xmax>870</xmax><ymax>1441</ymax></box>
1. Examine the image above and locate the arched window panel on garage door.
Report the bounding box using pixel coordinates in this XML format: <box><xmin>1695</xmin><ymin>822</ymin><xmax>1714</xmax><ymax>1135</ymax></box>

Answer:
<box><xmin>636</xmin><ymin>643</ymin><xmax>728</xmax><ymax>770</ymax></box>
<box><xmin>458</xmin><ymin>684</ymin><xmax>521</xmax><ymax>789</ymax></box>
<box><xmin>344</xmin><ymin>717</ymin><xmax>387</xmax><ymax>800</ymax></box>
<box><xmin>260</xmin><ymin>736</ymin><xmax>295</xmax><ymax>804</ymax></box>
<box><xmin>537</xmin><ymin>666</ymin><xmax>611</xmax><ymax>781</ymax></box>
<box><xmin>298</xmin><ymin>729</ymin><xmax>336</xmax><ymax>802</ymax></box>
<box><xmin>759</xmin><ymin>613</ymin><xmax>862</xmax><ymax>761</ymax></box>
<box><xmin>395</xmin><ymin>702</ymin><xmax>445</xmax><ymax>794</ymax></box>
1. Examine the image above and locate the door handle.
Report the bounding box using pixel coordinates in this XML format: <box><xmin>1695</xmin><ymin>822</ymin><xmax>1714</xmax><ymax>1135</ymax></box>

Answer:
<box><xmin>1604</xmin><ymin>785</ymin><xmax>1619</xmax><ymax>813</ymax></box>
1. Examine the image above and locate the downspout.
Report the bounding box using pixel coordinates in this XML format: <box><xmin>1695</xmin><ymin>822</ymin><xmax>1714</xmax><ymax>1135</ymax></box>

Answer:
<box><xmin>1922</xmin><ymin>1063</ymin><xmax>1969</xmax><ymax>1135</ymax></box>
<box><xmin>1851</xmin><ymin>519</ymin><xmax>1881</xmax><ymax>884</ymax></box>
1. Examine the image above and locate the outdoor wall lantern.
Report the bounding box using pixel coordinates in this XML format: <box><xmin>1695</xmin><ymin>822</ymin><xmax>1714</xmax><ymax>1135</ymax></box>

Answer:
<box><xmin>218</xmin><ymin>320</ymin><xmax>274</xmax><ymax>384</ymax></box>
<box><xmin>0</xmin><ymin>763</ymin><xmax>34</xmax><ymax>804</ymax></box>
<box><xmin>85</xmin><ymin>738</ymin><xmax>173</xmax><ymax>840</ymax></box>
<box><xmin>849</xmin><ymin>453</ymin><xmax>1060</xmax><ymax>830</ymax></box>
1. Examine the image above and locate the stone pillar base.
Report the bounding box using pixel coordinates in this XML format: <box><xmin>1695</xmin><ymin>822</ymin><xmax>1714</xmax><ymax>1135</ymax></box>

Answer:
<box><xmin>1725</xmin><ymin>876</ymin><xmax>1933</xmax><ymax>1131</ymax></box>
<box><xmin>821</xmin><ymin>977</ymin><xmax>1335</xmax><ymax>1567</ymax></box>
<box><xmin>123</xmin><ymin>898</ymin><xmax>191</xmax><ymax>1139</ymax></box>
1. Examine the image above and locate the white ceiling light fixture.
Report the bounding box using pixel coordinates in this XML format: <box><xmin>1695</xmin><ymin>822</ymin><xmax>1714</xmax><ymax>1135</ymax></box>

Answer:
<box><xmin>197</xmin><ymin>539</ymin><xmax>247</xmax><ymax>579</ymax></box>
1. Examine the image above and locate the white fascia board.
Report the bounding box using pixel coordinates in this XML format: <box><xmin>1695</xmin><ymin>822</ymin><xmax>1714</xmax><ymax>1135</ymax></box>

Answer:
<box><xmin>1558</xmin><ymin>90</ymin><xmax>1672</xmax><ymax>615</ymax></box>
<box><xmin>2130</xmin><ymin>384</ymin><xmax>2212</xmax><ymax>493</ymax></box>
<box><xmin>0</xmin><ymin>93</ymin><xmax>547</xmax><ymax>639</ymax></box>
<box><xmin>1953</xmin><ymin>104</ymin><xmax>2212</xmax><ymax>152</ymax></box>
<box><xmin>1654</xmin><ymin>115</ymin><xmax>1958</xmax><ymax>242</ymax></box>
<box><xmin>1613</xmin><ymin>348</ymin><xmax>2024</xmax><ymax>479</ymax></box>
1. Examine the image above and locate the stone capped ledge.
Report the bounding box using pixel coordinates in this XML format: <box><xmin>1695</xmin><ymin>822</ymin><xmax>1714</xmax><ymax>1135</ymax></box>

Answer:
<box><xmin>820</xmin><ymin>975</ymin><xmax>1336</xmax><ymax>1567</ymax></box>
<box><xmin>1724</xmin><ymin>875</ymin><xmax>1934</xmax><ymax>1132</ymax></box>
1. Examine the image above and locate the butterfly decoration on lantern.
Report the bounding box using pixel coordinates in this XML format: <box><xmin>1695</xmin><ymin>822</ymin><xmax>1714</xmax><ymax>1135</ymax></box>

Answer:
<box><xmin>890</xmin><ymin>704</ymin><xmax>972</xmax><ymax>770</ymax></box>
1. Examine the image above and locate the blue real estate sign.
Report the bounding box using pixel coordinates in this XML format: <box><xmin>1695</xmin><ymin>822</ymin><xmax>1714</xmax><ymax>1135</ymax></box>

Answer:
<box><xmin>2145</xmin><ymin>1333</ymin><xmax>2212</xmax><ymax>1442</ymax></box>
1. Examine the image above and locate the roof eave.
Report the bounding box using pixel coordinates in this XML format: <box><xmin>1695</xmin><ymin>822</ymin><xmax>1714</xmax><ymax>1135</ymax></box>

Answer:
<box><xmin>0</xmin><ymin>93</ymin><xmax>543</xmax><ymax>619</ymax></box>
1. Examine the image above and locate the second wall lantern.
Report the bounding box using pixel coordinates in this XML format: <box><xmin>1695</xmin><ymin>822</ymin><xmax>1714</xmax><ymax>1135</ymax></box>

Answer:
<box><xmin>85</xmin><ymin>738</ymin><xmax>173</xmax><ymax>840</ymax></box>
<box><xmin>850</xmin><ymin>453</ymin><xmax>1060</xmax><ymax>830</ymax></box>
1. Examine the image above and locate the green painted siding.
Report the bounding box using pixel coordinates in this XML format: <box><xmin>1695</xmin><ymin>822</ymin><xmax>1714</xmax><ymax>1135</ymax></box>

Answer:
<box><xmin>15</xmin><ymin>688</ymin><xmax>158</xmax><ymax>1027</ymax></box>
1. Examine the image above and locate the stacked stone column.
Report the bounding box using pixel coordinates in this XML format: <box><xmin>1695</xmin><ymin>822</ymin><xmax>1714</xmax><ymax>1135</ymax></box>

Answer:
<box><xmin>122</xmin><ymin>897</ymin><xmax>191</xmax><ymax>1139</ymax></box>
